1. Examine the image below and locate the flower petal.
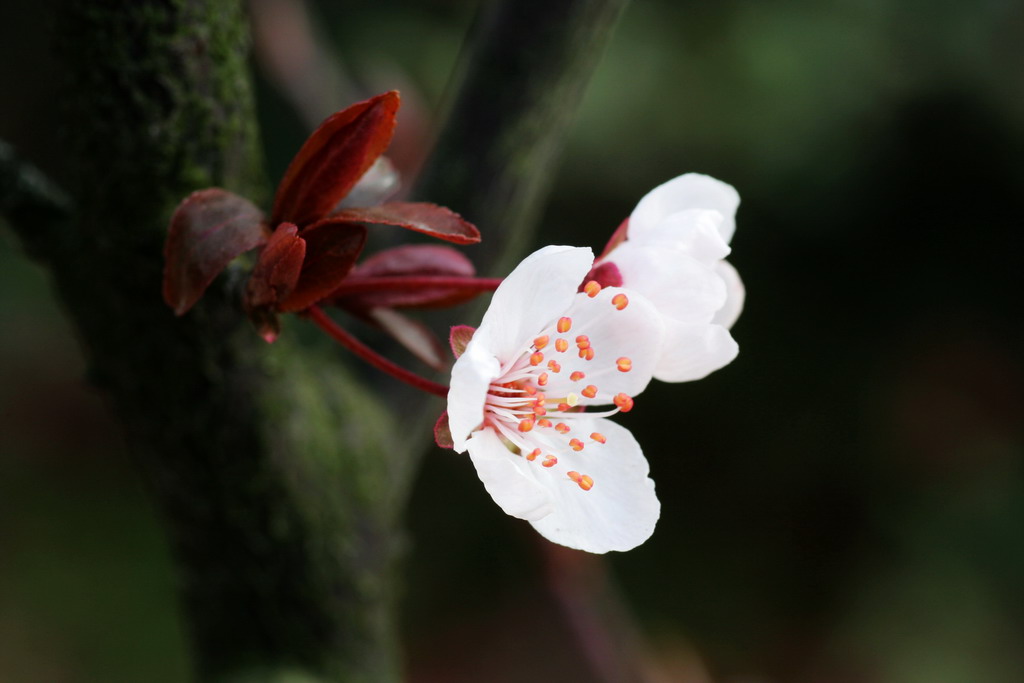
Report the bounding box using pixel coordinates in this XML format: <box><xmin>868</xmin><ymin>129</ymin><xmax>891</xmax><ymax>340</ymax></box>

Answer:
<box><xmin>448</xmin><ymin>340</ymin><xmax>501</xmax><ymax>451</ymax></box>
<box><xmin>527</xmin><ymin>418</ymin><xmax>659</xmax><ymax>553</ymax></box>
<box><xmin>711</xmin><ymin>260</ymin><xmax>745</xmax><ymax>329</ymax></box>
<box><xmin>474</xmin><ymin>246</ymin><xmax>594</xmax><ymax>361</ymax></box>
<box><xmin>626</xmin><ymin>209</ymin><xmax>731</xmax><ymax>265</ymax></box>
<box><xmin>630</xmin><ymin>173</ymin><xmax>740</xmax><ymax>244</ymax></box>
<box><xmin>465</xmin><ymin>427</ymin><xmax>554</xmax><ymax>521</ymax></box>
<box><xmin>608</xmin><ymin>242</ymin><xmax>726</xmax><ymax>325</ymax></box>
<box><xmin>654</xmin><ymin>320</ymin><xmax>738</xmax><ymax>382</ymax></box>
<box><xmin>541</xmin><ymin>287</ymin><xmax>664</xmax><ymax>403</ymax></box>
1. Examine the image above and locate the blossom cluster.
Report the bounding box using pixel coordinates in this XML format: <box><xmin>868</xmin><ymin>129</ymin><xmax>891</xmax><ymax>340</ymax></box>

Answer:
<box><xmin>445</xmin><ymin>174</ymin><xmax>743</xmax><ymax>553</ymax></box>
<box><xmin>162</xmin><ymin>91</ymin><xmax>743</xmax><ymax>555</ymax></box>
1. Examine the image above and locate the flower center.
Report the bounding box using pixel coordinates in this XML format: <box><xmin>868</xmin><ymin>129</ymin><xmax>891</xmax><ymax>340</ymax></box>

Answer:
<box><xmin>479</xmin><ymin>291</ymin><xmax>638</xmax><ymax>492</ymax></box>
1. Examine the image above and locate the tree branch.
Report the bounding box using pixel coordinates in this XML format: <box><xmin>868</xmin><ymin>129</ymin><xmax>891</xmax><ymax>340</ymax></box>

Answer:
<box><xmin>4</xmin><ymin>2</ymin><xmax>408</xmax><ymax>681</ymax></box>
<box><xmin>413</xmin><ymin>0</ymin><xmax>630</xmax><ymax>275</ymax></box>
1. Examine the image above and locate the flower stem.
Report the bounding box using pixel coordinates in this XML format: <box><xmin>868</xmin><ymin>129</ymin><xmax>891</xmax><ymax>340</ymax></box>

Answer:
<box><xmin>329</xmin><ymin>275</ymin><xmax>503</xmax><ymax>297</ymax></box>
<box><xmin>306</xmin><ymin>306</ymin><xmax>450</xmax><ymax>398</ymax></box>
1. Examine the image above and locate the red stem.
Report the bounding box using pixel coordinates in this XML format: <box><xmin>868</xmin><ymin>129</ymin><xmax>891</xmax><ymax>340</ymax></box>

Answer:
<box><xmin>329</xmin><ymin>275</ymin><xmax>503</xmax><ymax>296</ymax></box>
<box><xmin>306</xmin><ymin>306</ymin><xmax>450</xmax><ymax>398</ymax></box>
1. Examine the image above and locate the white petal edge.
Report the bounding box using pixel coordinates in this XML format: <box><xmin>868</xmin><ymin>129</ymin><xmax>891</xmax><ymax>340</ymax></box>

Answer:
<box><xmin>630</xmin><ymin>173</ymin><xmax>740</xmax><ymax>244</ymax></box>
<box><xmin>653</xmin><ymin>320</ymin><xmax>738</xmax><ymax>383</ymax></box>
<box><xmin>475</xmin><ymin>245</ymin><xmax>594</xmax><ymax>361</ymax></box>
<box><xmin>466</xmin><ymin>426</ymin><xmax>554</xmax><ymax>521</ymax></box>
<box><xmin>529</xmin><ymin>418</ymin><xmax>659</xmax><ymax>553</ymax></box>
<box><xmin>711</xmin><ymin>260</ymin><xmax>745</xmax><ymax>329</ymax></box>
<box><xmin>448</xmin><ymin>340</ymin><xmax>501</xmax><ymax>452</ymax></box>
<box><xmin>629</xmin><ymin>209</ymin><xmax>731</xmax><ymax>264</ymax></box>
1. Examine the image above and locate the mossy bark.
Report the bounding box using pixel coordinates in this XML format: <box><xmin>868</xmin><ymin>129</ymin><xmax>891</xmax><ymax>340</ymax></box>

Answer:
<box><xmin>26</xmin><ymin>2</ymin><xmax>404</xmax><ymax>681</ymax></box>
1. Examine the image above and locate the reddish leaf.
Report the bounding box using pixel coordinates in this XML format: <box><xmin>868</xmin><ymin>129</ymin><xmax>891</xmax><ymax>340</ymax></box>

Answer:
<box><xmin>449</xmin><ymin>325</ymin><xmax>476</xmax><ymax>359</ymax></box>
<box><xmin>163</xmin><ymin>188</ymin><xmax>267</xmax><ymax>315</ymax></box>
<box><xmin>332</xmin><ymin>244</ymin><xmax>481</xmax><ymax>310</ymax></box>
<box><xmin>354</xmin><ymin>244</ymin><xmax>475</xmax><ymax>279</ymax></box>
<box><xmin>434</xmin><ymin>411</ymin><xmax>454</xmax><ymax>449</ymax></box>
<box><xmin>597</xmin><ymin>217</ymin><xmax>630</xmax><ymax>259</ymax></box>
<box><xmin>368</xmin><ymin>308</ymin><xmax>448</xmax><ymax>370</ymax></box>
<box><xmin>332</xmin><ymin>202</ymin><xmax>480</xmax><ymax>245</ymax></box>
<box><xmin>244</xmin><ymin>223</ymin><xmax>306</xmax><ymax>312</ymax></box>
<box><xmin>271</xmin><ymin>91</ymin><xmax>400</xmax><ymax>227</ymax></box>
<box><xmin>278</xmin><ymin>218</ymin><xmax>367</xmax><ymax>312</ymax></box>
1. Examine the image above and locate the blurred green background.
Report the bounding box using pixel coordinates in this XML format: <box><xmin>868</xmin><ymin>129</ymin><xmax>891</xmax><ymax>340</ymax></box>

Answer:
<box><xmin>2</xmin><ymin>0</ymin><xmax>1022</xmax><ymax>681</ymax></box>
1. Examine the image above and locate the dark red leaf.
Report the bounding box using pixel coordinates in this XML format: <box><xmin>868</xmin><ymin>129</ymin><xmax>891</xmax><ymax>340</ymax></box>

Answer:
<box><xmin>244</xmin><ymin>223</ymin><xmax>306</xmax><ymax>312</ymax></box>
<box><xmin>332</xmin><ymin>202</ymin><xmax>480</xmax><ymax>245</ymax></box>
<box><xmin>331</xmin><ymin>244</ymin><xmax>481</xmax><ymax>310</ymax></box>
<box><xmin>271</xmin><ymin>91</ymin><xmax>400</xmax><ymax>227</ymax></box>
<box><xmin>354</xmin><ymin>244</ymin><xmax>475</xmax><ymax>279</ymax></box>
<box><xmin>162</xmin><ymin>188</ymin><xmax>267</xmax><ymax>315</ymax></box>
<box><xmin>434</xmin><ymin>411</ymin><xmax>454</xmax><ymax>449</ymax></box>
<box><xmin>278</xmin><ymin>218</ymin><xmax>367</xmax><ymax>312</ymax></box>
<box><xmin>597</xmin><ymin>217</ymin><xmax>630</xmax><ymax>259</ymax></box>
<box><xmin>449</xmin><ymin>325</ymin><xmax>476</xmax><ymax>359</ymax></box>
<box><xmin>368</xmin><ymin>308</ymin><xmax>448</xmax><ymax>370</ymax></box>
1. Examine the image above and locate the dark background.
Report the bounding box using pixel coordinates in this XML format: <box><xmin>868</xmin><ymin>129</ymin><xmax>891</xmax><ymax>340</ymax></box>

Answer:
<box><xmin>2</xmin><ymin>1</ymin><xmax>1022</xmax><ymax>681</ymax></box>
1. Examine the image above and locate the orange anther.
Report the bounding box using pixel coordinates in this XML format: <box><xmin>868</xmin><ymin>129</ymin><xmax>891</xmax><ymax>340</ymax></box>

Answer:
<box><xmin>518</xmin><ymin>418</ymin><xmax>535</xmax><ymax>432</ymax></box>
<box><xmin>613</xmin><ymin>392</ymin><xmax>634</xmax><ymax>413</ymax></box>
<box><xmin>558</xmin><ymin>402</ymin><xmax>571</xmax><ymax>412</ymax></box>
<box><xmin>555</xmin><ymin>422</ymin><xmax>570</xmax><ymax>434</ymax></box>
<box><xmin>583</xmin><ymin>280</ymin><xmax>602</xmax><ymax>297</ymax></box>
<box><xmin>580</xmin><ymin>348</ymin><xmax>595</xmax><ymax>361</ymax></box>
<box><xmin>555</xmin><ymin>338</ymin><xmax>569</xmax><ymax>353</ymax></box>
<box><xmin>616</xmin><ymin>356</ymin><xmax>632</xmax><ymax>372</ymax></box>
<box><xmin>557</xmin><ymin>317</ymin><xmax>572</xmax><ymax>333</ymax></box>
<box><xmin>612</xmin><ymin>293</ymin><xmax>629</xmax><ymax>310</ymax></box>
<box><xmin>567</xmin><ymin>471</ymin><xmax>583</xmax><ymax>483</ymax></box>
<box><xmin>526</xmin><ymin>448</ymin><xmax>542</xmax><ymax>461</ymax></box>
<box><xmin>537</xmin><ymin>418</ymin><xmax>553</xmax><ymax>428</ymax></box>
<box><xmin>590</xmin><ymin>432</ymin><xmax>607</xmax><ymax>444</ymax></box>
<box><xmin>579</xmin><ymin>475</ymin><xmax>594</xmax><ymax>491</ymax></box>
<box><xmin>581</xmin><ymin>385</ymin><xmax>598</xmax><ymax>399</ymax></box>
<box><xmin>524</xmin><ymin>384</ymin><xmax>537</xmax><ymax>395</ymax></box>
<box><xmin>533</xmin><ymin>335</ymin><xmax>549</xmax><ymax>350</ymax></box>
<box><xmin>575</xmin><ymin>335</ymin><xmax>590</xmax><ymax>348</ymax></box>
<box><xmin>542</xmin><ymin>455</ymin><xmax>558</xmax><ymax>468</ymax></box>
<box><xmin>547</xmin><ymin>360</ymin><xmax>561</xmax><ymax>373</ymax></box>
<box><xmin>570</xmin><ymin>371</ymin><xmax>585</xmax><ymax>382</ymax></box>
<box><xmin>538</xmin><ymin>372</ymin><xmax>549</xmax><ymax>386</ymax></box>
<box><xmin>569</xmin><ymin>438</ymin><xmax>584</xmax><ymax>451</ymax></box>
<box><xmin>530</xmin><ymin>351</ymin><xmax>544</xmax><ymax>366</ymax></box>
<box><xmin>532</xmin><ymin>403</ymin><xmax>547</xmax><ymax>416</ymax></box>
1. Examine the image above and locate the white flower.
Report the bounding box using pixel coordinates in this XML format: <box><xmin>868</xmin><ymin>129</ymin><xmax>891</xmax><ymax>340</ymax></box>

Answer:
<box><xmin>447</xmin><ymin>246</ymin><xmax>664</xmax><ymax>553</ymax></box>
<box><xmin>594</xmin><ymin>173</ymin><xmax>745</xmax><ymax>383</ymax></box>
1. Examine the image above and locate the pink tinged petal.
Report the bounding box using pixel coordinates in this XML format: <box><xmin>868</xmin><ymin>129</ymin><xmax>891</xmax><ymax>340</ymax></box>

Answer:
<box><xmin>627</xmin><ymin>209</ymin><xmax>731</xmax><ymax>264</ymax></box>
<box><xmin>368</xmin><ymin>307</ymin><xmax>447</xmax><ymax>370</ymax></box>
<box><xmin>528</xmin><ymin>418</ymin><xmax>659</xmax><ymax>553</ymax></box>
<box><xmin>474</xmin><ymin>246</ymin><xmax>594</xmax><ymax>361</ymax></box>
<box><xmin>608</xmin><ymin>243</ymin><xmax>726</xmax><ymax>325</ymax></box>
<box><xmin>653</xmin><ymin>320</ymin><xmax>738</xmax><ymax>383</ymax></box>
<box><xmin>448</xmin><ymin>340</ymin><xmax>501</xmax><ymax>452</ymax></box>
<box><xmin>630</xmin><ymin>173</ymin><xmax>740</xmax><ymax>244</ymax></box>
<box><xmin>540</xmin><ymin>287</ymin><xmax>664</xmax><ymax>403</ymax></box>
<box><xmin>465</xmin><ymin>427</ymin><xmax>554</xmax><ymax>521</ymax></box>
<box><xmin>711</xmin><ymin>260</ymin><xmax>745</xmax><ymax>329</ymax></box>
